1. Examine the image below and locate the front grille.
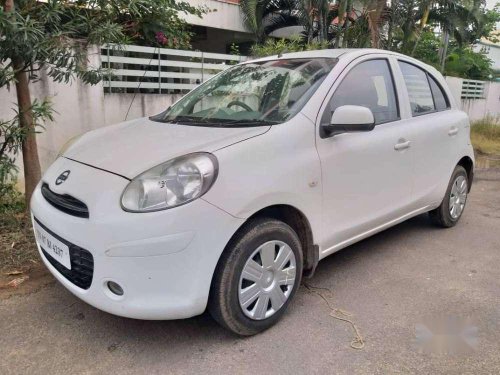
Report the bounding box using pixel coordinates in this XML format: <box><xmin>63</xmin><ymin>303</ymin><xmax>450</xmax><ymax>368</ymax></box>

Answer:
<box><xmin>35</xmin><ymin>218</ymin><xmax>94</xmax><ymax>290</ymax></box>
<box><xmin>41</xmin><ymin>183</ymin><xmax>89</xmax><ymax>218</ymax></box>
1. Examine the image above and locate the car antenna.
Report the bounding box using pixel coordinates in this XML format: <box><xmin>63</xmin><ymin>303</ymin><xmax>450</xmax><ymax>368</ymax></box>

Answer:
<box><xmin>124</xmin><ymin>47</ymin><xmax>159</xmax><ymax>121</ymax></box>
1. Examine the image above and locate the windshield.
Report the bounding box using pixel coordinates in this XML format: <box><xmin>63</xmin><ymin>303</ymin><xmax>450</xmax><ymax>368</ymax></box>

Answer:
<box><xmin>152</xmin><ymin>58</ymin><xmax>337</xmax><ymax>127</ymax></box>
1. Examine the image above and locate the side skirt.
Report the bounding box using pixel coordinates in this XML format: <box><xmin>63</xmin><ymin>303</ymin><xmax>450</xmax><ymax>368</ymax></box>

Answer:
<box><xmin>319</xmin><ymin>205</ymin><xmax>434</xmax><ymax>260</ymax></box>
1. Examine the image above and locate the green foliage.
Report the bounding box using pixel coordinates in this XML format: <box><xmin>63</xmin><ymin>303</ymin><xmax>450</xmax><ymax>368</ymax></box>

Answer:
<box><xmin>230</xmin><ymin>43</ymin><xmax>241</xmax><ymax>56</ymax></box>
<box><xmin>470</xmin><ymin>115</ymin><xmax>500</xmax><ymax>155</ymax></box>
<box><xmin>0</xmin><ymin>0</ymin><xmax>203</xmax><ymax>198</ymax></box>
<box><xmin>0</xmin><ymin>98</ymin><xmax>54</xmax><ymax>191</ymax></box>
<box><xmin>0</xmin><ymin>192</ymin><xmax>39</xmax><ymax>273</ymax></box>
<box><xmin>395</xmin><ymin>29</ymin><xmax>493</xmax><ymax>80</ymax></box>
<box><xmin>0</xmin><ymin>180</ymin><xmax>22</xmax><ymax>211</ymax></box>
<box><xmin>243</xmin><ymin>1</ymin><xmax>499</xmax><ymax>80</ymax></box>
<box><xmin>445</xmin><ymin>46</ymin><xmax>493</xmax><ymax>80</ymax></box>
<box><xmin>229</xmin><ymin>43</ymin><xmax>241</xmax><ymax>65</ymax></box>
<box><xmin>472</xmin><ymin>116</ymin><xmax>500</xmax><ymax>137</ymax></box>
<box><xmin>250</xmin><ymin>38</ymin><xmax>329</xmax><ymax>58</ymax></box>
<box><xmin>411</xmin><ymin>30</ymin><xmax>443</xmax><ymax>67</ymax></box>
<box><xmin>0</xmin><ymin>0</ymin><xmax>203</xmax><ymax>88</ymax></box>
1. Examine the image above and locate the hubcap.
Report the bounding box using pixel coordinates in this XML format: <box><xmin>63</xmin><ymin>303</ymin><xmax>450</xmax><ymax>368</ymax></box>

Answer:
<box><xmin>449</xmin><ymin>175</ymin><xmax>468</xmax><ymax>220</ymax></box>
<box><xmin>238</xmin><ymin>240</ymin><xmax>296</xmax><ymax>320</ymax></box>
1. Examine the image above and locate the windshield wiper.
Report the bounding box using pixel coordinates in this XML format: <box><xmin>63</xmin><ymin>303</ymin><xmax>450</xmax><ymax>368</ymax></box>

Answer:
<box><xmin>170</xmin><ymin>116</ymin><xmax>215</xmax><ymax>124</ymax></box>
<box><xmin>217</xmin><ymin>119</ymin><xmax>280</xmax><ymax>126</ymax></box>
<box><xmin>155</xmin><ymin>116</ymin><xmax>279</xmax><ymax>127</ymax></box>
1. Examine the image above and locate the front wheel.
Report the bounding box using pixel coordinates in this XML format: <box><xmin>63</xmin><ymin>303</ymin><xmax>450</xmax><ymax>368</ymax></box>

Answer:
<box><xmin>429</xmin><ymin>165</ymin><xmax>469</xmax><ymax>228</ymax></box>
<box><xmin>208</xmin><ymin>218</ymin><xmax>303</xmax><ymax>336</ymax></box>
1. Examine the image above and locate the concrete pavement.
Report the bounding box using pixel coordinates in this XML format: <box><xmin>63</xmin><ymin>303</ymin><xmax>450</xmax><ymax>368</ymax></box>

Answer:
<box><xmin>1</xmin><ymin>171</ymin><xmax>499</xmax><ymax>374</ymax></box>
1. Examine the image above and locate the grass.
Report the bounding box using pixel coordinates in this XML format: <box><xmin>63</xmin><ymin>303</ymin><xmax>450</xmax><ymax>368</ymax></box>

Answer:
<box><xmin>470</xmin><ymin>116</ymin><xmax>500</xmax><ymax>156</ymax></box>
<box><xmin>0</xmin><ymin>194</ymin><xmax>39</xmax><ymax>273</ymax></box>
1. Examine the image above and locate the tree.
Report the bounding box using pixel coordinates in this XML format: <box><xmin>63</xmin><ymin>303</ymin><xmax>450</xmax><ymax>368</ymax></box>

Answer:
<box><xmin>429</xmin><ymin>0</ymin><xmax>499</xmax><ymax>69</ymax></box>
<box><xmin>0</xmin><ymin>0</ymin><xmax>202</xmax><ymax>206</ymax></box>
<box><xmin>364</xmin><ymin>0</ymin><xmax>388</xmax><ymax>48</ymax></box>
<box><xmin>240</xmin><ymin>0</ymin><xmax>298</xmax><ymax>42</ymax></box>
<box><xmin>241</xmin><ymin>0</ymin><xmax>498</xmax><ymax>79</ymax></box>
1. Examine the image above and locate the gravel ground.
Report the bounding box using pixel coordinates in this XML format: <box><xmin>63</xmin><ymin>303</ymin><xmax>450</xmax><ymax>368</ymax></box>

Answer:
<box><xmin>1</xmin><ymin>170</ymin><xmax>499</xmax><ymax>375</ymax></box>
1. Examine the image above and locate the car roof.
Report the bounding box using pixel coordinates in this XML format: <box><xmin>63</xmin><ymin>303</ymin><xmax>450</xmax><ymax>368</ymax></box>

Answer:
<box><xmin>245</xmin><ymin>48</ymin><xmax>439</xmax><ymax>76</ymax></box>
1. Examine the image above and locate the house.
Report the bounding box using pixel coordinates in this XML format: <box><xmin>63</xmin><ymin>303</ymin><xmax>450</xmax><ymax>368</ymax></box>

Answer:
<box><xmin>474</xmin><ymin>30</ymin><xmax>500</xmax><ymax>81</ymax></box>
<box><xmin>181</xmin><ymin>0</ymin><xmax>366</xmax><ymax>53</ymax></box>
<box><xmin>181</xmin><ymin>0</ymin><xmax>254</xmax><ymax>53</ymax></box>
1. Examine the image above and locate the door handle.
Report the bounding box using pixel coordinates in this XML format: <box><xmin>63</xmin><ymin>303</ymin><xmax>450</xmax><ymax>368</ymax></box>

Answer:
<box><xmin>448</xmin><ymin>127</ymin><xmax>459</xmax><ymax>136</ymax></box>
<box><xmin>394</xmin><ymin>140</ymin><xmax>411</xmax><ymax>151</ymax></box>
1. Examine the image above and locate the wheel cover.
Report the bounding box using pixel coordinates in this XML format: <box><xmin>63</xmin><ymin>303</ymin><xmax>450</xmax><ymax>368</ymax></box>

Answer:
<box><xmin>449</xmin><ymin>175</ymin><xmax>468</xmax><ymax>220</ymax></box>
<box><xmin>238</xmin><ymin>240</ymin><xmax>296</xmax><ymax>320</ymax></box>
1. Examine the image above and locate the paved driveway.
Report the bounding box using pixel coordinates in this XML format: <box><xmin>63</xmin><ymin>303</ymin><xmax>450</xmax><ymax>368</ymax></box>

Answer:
<box><xmin>1</xmin><ymin>171</ymin><xmax>499</xmax><ymax>375</ymax></box>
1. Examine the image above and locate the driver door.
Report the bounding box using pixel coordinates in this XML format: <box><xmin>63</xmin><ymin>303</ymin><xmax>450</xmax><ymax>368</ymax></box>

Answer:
<box><xmin>316</xmin><ymin>57</ymin><xmax>415</xmax><ymax>256</ymax></box>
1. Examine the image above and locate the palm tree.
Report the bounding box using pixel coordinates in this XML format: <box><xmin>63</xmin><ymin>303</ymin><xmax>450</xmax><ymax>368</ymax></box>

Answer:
<box><xmin>411</xmin><ymin>0</ymin><xmax>434</xmax><ymax>54</ymax></box>
<box><xmin>240</xmin><ymin>0</ymin><xmax>299</xmax><ymax>42</ymax></box>
<box><xmin>315</xmin><ymin>0</ymin><xmax>331</xmax><ymax>42</ymax></box>
<box><xmin>334</xmin><ymin>0</ymin><xmax>347</xmax><ymax>46</ymax></box>
<box><xmin>341</xmin><ymin>0</ymin><xmax>354</xmax><ymax>47</ymax></box>
<box><xmin>430</xmin><ymin>0</ymin><xmax>489</xmax><ymax>70</ymax></box>
<box><xmin>299</xmin><ymin>0</ymin><xmax>316</xmax><ymax>43</ymax></box>
<box><xmin>363</xmin><ymin>0</ymin><xmax>388</xmax><ymax>48</ymax></box>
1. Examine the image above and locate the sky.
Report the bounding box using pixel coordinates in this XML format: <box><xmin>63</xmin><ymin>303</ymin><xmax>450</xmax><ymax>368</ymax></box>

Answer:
<box><xmin>486</xmin><ymin>0</ymin><xmax>497</xmax><ymax>9</ymax></box>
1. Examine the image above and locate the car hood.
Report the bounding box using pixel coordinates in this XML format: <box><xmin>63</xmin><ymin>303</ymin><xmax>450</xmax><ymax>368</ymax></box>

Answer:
<box><xmin>63</xmin><ymin>117</ymin><xmax>270</xmax><ymax>179</ymax></box>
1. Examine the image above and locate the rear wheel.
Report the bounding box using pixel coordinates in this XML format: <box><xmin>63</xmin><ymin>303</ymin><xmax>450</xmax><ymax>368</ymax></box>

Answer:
<box><xmin>209</xmin><ymin>218</ymin><xmax>303</xmax><ymax>336</ymax></box>
<box><xmin>429</xmin><ymin>165</ymin><xmax>469</xmax><ymax>228</ymax></box>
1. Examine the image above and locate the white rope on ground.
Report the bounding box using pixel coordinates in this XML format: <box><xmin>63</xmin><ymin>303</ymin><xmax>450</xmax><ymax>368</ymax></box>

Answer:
<box><xmin>304</xmin><ymin>283</ymin><xmax>365</xmax><ymax>350</ymax></box>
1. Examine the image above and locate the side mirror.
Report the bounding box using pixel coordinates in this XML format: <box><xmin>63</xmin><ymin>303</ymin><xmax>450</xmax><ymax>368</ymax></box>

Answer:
<box><xmin>322</xmin><ymin>105</ymin><xmax>375</xmax><ymax>137</ymax></box>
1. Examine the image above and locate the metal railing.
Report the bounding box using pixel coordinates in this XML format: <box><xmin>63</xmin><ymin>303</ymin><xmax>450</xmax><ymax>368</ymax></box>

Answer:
<box><xmin>101</xmin><ymin>44</ymin><xmax>247</xmax><ymax>94</ymax></box>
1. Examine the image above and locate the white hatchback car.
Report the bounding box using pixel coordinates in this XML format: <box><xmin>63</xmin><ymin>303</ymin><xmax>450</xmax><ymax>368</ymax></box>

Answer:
<box><xmin>31</xmin><ymin>49</ymin><xmax>474</xmax><ymax>335</ymax></box>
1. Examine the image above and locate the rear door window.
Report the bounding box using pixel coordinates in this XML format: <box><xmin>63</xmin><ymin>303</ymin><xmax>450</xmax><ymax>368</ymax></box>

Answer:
<box><xmin>398</xmin><ymin>62</ymin><xmax>435</xmax><ymax>116</ymax></box>
<box><xmin>429</xmin><ymin>76</ymin><xmax>450</xmax><ymax>111</ymax></box>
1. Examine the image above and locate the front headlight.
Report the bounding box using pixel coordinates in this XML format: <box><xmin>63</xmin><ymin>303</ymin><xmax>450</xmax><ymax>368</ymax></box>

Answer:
<box><xmin>121</xmin><ymin>153</ymin><xmax>218</xmax><ymax>212</ymax></box>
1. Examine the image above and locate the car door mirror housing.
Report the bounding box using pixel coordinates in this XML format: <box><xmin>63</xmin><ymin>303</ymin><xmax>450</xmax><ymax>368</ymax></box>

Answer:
<box><xmin>322</xmin><ymin>105</ymin><xmax>375</xmax><ymax>137</ymax></box>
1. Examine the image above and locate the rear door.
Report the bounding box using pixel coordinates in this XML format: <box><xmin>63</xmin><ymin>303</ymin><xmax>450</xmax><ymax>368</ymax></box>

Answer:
<box><xmin>396</xmin><ymin>60</ymin><xmax>465</xmax><ymax>207</ymax></box>
<box><xmin>315</xmin><ymin>56</ymin><xmax>415</xmax><ymax>256</ymax></box>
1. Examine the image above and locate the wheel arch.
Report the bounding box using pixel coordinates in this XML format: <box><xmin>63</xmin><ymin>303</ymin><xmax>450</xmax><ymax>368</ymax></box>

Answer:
<box><xmin>216</xmin><ymin>204</ymin><xmax>319</xmax><ymax>279</ymax></box>
<box><xmin>457</xmin><ymin>155</ymin><xmax>474</xmax><ymax>192</ymax></box>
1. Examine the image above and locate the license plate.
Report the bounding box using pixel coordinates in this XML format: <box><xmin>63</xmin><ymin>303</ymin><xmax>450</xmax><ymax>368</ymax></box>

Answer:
<box><xmin>34</xmin><ymin>220</ymin><xmax>71</xmax><ymax>270</ymax></box>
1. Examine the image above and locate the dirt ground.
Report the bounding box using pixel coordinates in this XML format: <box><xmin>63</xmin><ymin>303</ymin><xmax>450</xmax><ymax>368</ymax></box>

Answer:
<box><xmin>0</xmin><ymin>170</ymin><xmax>499</xmax><ymax>375</ymax></box>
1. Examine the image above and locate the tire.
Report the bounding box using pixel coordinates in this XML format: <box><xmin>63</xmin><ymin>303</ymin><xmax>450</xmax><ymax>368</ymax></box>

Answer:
<box><xmin>429</xmin><ymin>165</ymin><xmax>469</xmax><ymax>228</ymax></box>
<box><xmin>208</xmin><ymin>217</ymin><xmax>303</xmax><ymax>336</ymax></box>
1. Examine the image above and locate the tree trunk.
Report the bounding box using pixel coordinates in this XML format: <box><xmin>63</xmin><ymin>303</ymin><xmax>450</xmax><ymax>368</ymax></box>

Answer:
<box><xmin>342</xmin><ymin>0</ymin><xmax>353</xmax><ymax>48</ymax></box>
<box><xmin>411</xmin><ymin>1</ymin><xmax>433</xmax><ymax>56</ymax></box>
<box><xmin>13</xmin><ymin>58</ymin><xmax>41</xmax><ymax>207</ymax></box>
<box><xmin>387</xmin><ymin>0</ymin><xmax>397</xmax><ymax>50</ymax></box>
<box><xmin>440</xmin><ymin>29</ymin><xmax>450</xmax><ymax>73</ymax></box>
<box><xmin>335</xmin><ymin>0</ymin><xmax>347</xmax><ymax>48</ymax></box>
<box><xmin>3</xmin><ymin>0</ymin><xmax>13</xmax><ymax>11</ymax></box>
<box><xmin>4</xmin><ymin>0</ymin><xmax>42</xmax><ymax>207</ymax></box>
<box><xmin>306</xmin><ymin>1</ymin><xmax>314</xmax><ymax>44</ymax></box>
<box><xmin>367</xmin><ymin>0</ymin><xmax>386</xmax><ymax>49</ymax></box>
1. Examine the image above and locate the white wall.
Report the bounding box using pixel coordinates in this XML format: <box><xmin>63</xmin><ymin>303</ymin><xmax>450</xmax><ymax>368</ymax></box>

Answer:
<box><xmin>474</xmin><ymin>42</ymin><xmax>500</xmax><ymax>72</ymax></box>
<box><xmin>0</xmin><ymin>49</ymin><xmax>182</xmax><ymax>189</ymax></box>
<box><xmin>445</xmin><ymin>76</ymin><xmax>500</xmax><ymax>121</ymax></box>
<box><xmin>182</xmin><ymin>0</ymin><xmax>248</xmax><ymax>33</ymax></box>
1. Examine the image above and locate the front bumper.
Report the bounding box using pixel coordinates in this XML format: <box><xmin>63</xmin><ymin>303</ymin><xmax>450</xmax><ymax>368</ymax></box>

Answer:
<box><xmin>31</xmin><ymin>157</ymin><xmax>244</xmax><ymax>319</ymax></box>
